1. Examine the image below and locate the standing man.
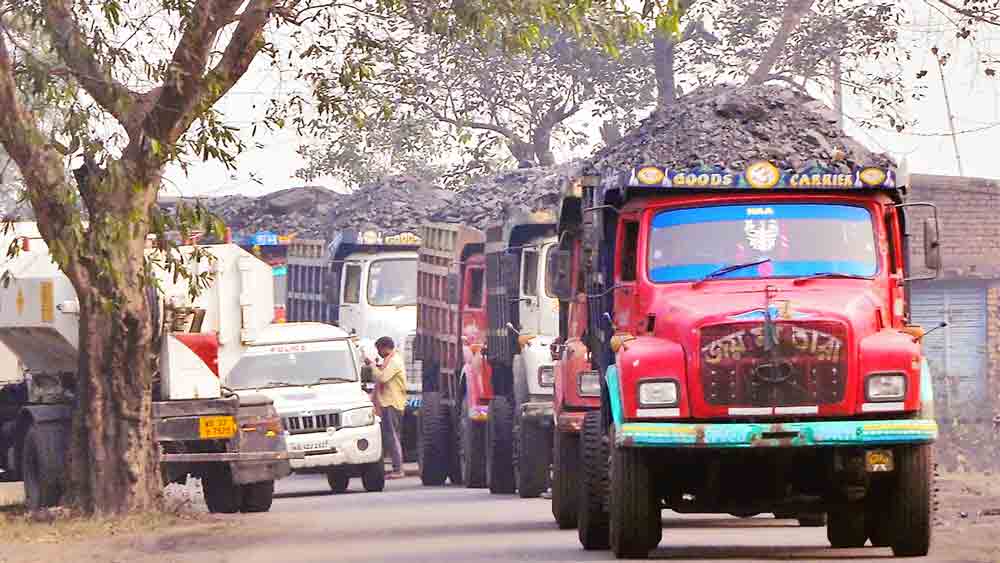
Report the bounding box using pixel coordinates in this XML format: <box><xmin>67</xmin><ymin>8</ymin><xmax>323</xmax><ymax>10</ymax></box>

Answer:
<box><xmin>366</xmin><ymin>336</ymin><xmax>407</xmax><ymax>479</ymax></box>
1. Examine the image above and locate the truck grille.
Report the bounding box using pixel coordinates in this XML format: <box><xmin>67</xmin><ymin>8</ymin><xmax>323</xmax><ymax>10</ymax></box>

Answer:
<box><xmin>699</xmin><ymin>321</ymin><xmax>848</xmax><ymax>408</ymax></box>
<box><xmin>283</xmin><ymin>411</ymin><xmax>339</xmax><ymax>435</ymax></box>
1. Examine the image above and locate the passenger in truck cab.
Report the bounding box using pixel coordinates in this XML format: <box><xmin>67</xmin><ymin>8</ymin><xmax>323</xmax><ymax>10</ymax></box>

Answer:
<box><xmin>365</xmin><ymin>336</ymin><xmax>407</xmax><ymax>479</ymax></box>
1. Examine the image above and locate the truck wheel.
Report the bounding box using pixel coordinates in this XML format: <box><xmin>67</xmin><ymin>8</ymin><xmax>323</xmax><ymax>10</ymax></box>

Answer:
<box><xmin>4</xmin><ymin>445</ymin><xmax>21</xmax><ymax>482</ymax></box>
<box><xmin>516</xmin><ymin>417</ymin><xmax>548</xmax><ymax>499</ymax></box>
<box><xmin>419</xmin><ymin>391</ymin><xmax>451</xmax><ymax>486</ymax></box>
<box><xmin>827</xmin><ymin>509</ymin><xmax>866</xmax><ymax>548</ymax></box>
<box><xmin>22</xmin><ymin>424</ymin><xmax>65</xmax><ymax>510</ymax></box>
<box><xmin>327</xmin><ymin>469</ymin><xmax>350</xmax><ymax>493</ymax></box>
<box><xmin>203</xmin><ymin>465</ymin><xmax>242</xmax><ymax>514</ymax></box>
<box><xmin>578</xmin><ymin>411</ymin><xmax>609</xmax><ymax>550</ymax></box>
<box><xmin>865</xmin><ymin>477</ymin><xmax>891</xmax><ymax>547</ymax></box>
<box><xmin>240</xmin><ymin>480</ymin><xmax>274</xmax><ymax>513</ymax></box>
<box><xmin>459</xmin><ymin>414</ymin><xmax>487</xmax><ymax>488</ymax></box>
<box><xmin>551</xmin><ymin>429</ymin><xmax>579</xmax><ymax>529</ymax></box>
<box><xmin>610</xmin><ymin>445</ymin><xmax>660</xmax><ymax>559</ymax></box>
<box><xmin>362</xmin><ymin>461</ymin><xmax>386</xmax><ymax>492</ymax></box>
<box><xmin>486</xmin><ymin>397</ymin><xmax>515</xmax><ymax>494</ymax></box>
<box><xmin>887</xmin><ymin>445</ymin><xmax>933</xmax><ymax>557</ymax></box>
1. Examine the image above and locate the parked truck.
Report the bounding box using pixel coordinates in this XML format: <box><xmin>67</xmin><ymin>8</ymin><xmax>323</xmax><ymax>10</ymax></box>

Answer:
<box><xmin>0</xmin><ymin>223</ymin><xmax>297</xmax><ymax>512</ymax></box>
<box><xmin>554</xmin><ymin>163</ymin><xmax>941</xmax><ymax>558</ymax></box>
<box><xmin>285</xmin><ymin>231</ymin><xmax>422</xmax><ymax>463</ymax></box>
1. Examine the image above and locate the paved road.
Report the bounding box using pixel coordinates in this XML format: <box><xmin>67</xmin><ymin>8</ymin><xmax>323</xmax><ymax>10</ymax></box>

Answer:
<box><xmin>134</xmin><ymin>473</ymin><xmax>962</xmax><ymax>563</ymax></box>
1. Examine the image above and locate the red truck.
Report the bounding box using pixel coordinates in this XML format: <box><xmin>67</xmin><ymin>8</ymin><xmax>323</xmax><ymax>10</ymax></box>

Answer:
<box><xmin>552</xmin><ymin>162</ymin><xmax>941</xmax><ymax>558</ymax></box>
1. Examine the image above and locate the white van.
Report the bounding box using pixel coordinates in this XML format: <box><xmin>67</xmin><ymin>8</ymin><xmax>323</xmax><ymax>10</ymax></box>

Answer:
<box><xmin>226</xmin><ymin>322</ymin><xmax>385</xmax><ymax>493</ymax></box>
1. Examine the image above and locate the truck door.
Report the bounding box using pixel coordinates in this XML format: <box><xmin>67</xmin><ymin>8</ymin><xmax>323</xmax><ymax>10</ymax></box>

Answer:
<box><xmin>339</xmin><ymin>261</ymin><xmax>364</xmax><ymax>334</ymax></box>
<box><xmin>519</xmin><ymin>246</ymin><xmax>542</xmax><ymax>335</ymax></box>
<box><xmin>539</xmin><ymin>242</ymin><xmax>560</xmax><ymax>338</ymax></box>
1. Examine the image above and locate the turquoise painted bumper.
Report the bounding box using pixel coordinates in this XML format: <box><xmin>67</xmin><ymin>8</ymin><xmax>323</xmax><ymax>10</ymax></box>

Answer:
<box><xmin>615</xmin><ymin>419</ymin><xmax>938</xmax><ymax>449</ymax></box>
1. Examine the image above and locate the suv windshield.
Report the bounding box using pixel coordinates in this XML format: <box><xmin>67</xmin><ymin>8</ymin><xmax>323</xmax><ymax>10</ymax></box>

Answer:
<box><xmin>647</xmin><ymin>203</ymin><xmax>877</xmax><ymax>283</ymax></box>
<box><xmin>368</xmin><ymin>258</ymin><xmax>417</xmax><ymax>306</ymax></box>
<box><xmin>228</xmin><ymin>340</ymin><xmax>358</xmax><ymax>389</ymax></box>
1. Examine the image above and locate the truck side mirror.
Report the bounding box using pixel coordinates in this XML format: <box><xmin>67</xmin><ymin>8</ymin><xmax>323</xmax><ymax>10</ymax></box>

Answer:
<box><xmin>923</xmin><ymin>218</ymin><xmax>941</xmax><ymax>271</ymax></box>
<box><xmin>446</xmin><ymin>273</ymin><xmax>460</xmax><ymax>305</ymax></box>
<box><xmin>551</xmin><ymin>250</ymin><xmax>573</xmax><ymax>300</ymax></box>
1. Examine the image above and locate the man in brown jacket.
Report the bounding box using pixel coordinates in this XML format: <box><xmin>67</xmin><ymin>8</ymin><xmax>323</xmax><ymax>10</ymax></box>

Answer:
<box><xmin>365</xmin><ymin>336</ymin><xmax>407</xmax><ymax>479</ymax></box>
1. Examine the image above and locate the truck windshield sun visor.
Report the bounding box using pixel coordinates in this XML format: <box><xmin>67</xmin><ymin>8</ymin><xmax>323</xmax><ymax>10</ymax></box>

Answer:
<box><xmin>648</xmin><ymin>203</ymin><xmax>878</xmax><ymax>283</ymax></box>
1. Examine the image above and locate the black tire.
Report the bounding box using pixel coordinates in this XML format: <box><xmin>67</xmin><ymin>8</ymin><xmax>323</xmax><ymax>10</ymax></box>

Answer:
<box><xmin>517</xmin><ymin>417</ymin><xmax>549</xmax><ymax>499</ymax></box>
<box><xmin>551</xmin><ymin>429</ymin><xmax>579</xmax><ymax>529</ymax></box>
<box><xmin>827</xmin><ymin>509</ymin><xmax>867</xmax><ymax>548</ymax></box>
<box><xmin>486</xmin><ymin>397</ymin><xmax>515</xmax><ymax>494</ymax></box>
<box><xmin>362</xmin><ymin>462</ymin><xmax>386</xmax><ymax>492</ymax></box>
<box><xmin>22</xmin><ymin>424</ymin><xmax>66</xmax><ymax>510</ymax></box>
<box><xmin>865</xmin><ymin>477</ymin><xmax>892</xmax><ymax>547</ymax></box>
<box><xmin>798</xmin><ymin>513</ymin><xmax>827</xmax><ymax>527</ymax></box>
<box><xmin>203</xmin><ymin>465</ymin><xmax>242</xmax><ymax>514</ymax></box>
<box><xmin>419</xmin><ymin>391</ymin><xmax>451</xmax><ymax>486</ymax></box>
<box><xmin>578</xmin><ymin>411</ymin><xmax>610</xmax><ymax>550</ymax></box>
<box><xmin>460</xmin><ymin>415</ymin><xmax>487</xmax><ymax>488</ymax></box>
<box><xmin>327</xmin><ymin>469</ymin><xmax>350</xmax><ymax>493</ymax></box>
<box><xmin>887</xmin><ymin>445</ymin><xmax>933</xmax><ymax>557</ymax></box>
<box><xmin>4</xmin><ymin>445</ymin><xmax>21</xmax><ymax>482</ymax></box>
<box><xmin>448</xmin><ymin>406</ymin><xmax>464</xmax><ymax>486</ymax></box>
<box><xmin>240</xmin><ymin>480</ymin><xmax>274</xmax><ymax>513</ymax></box>
<box><xmin>610</xmin><ymin>445</ymin><xmax>660</xmax><ymax>559</ymax></box>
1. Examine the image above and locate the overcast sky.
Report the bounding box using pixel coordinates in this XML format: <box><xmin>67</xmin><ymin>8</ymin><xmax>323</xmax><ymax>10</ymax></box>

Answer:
<box><xmin>159</xmin><ymin>4</ymin><xmax>1000</xmax><ymax>199</ymax></box>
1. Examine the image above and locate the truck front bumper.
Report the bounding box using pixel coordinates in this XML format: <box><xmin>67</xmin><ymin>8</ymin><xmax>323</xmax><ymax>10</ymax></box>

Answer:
<box><xmin>615</xmin><ymin>419</ymin><xmax>938</xmax><ymax>449</ymax></box>
<box><xmin>289</xmin><ymin>424</ymin><xmax>383</xmax><ymax>471</ymax></box>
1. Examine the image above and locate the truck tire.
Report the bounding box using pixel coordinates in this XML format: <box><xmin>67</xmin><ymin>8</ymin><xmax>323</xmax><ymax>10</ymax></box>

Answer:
<box><xmin>865</xmin><ymin>477</ymin><xmax>891</xmax><ymax>547</ymax></box>
<box><xmin>887</xmin><ymin>445</ymin><xmax>933</xmax><ymax>557</ymax></box>
<box><xmin>203</xmin><ymin>465</ymin><xmax>242</xmax><ymax>514</ymax></box>
<box><xmin>486</xmin><ymin>397</ymin><xmax>515</xmax><ymax>494</ymax></box>
<box><xmin>610</xmin><ymin>445</ymin><xmax>661</xmax><ymax>559</ymax></box>
<box><xmin>578</xmin><ymin>411</ymin><xmax>610</xmax><ymax>550</ymax></box>
<box><xmin>419</xmin><ymin>391</ymin><xmax>451</xmax><ymax>486</ymax></box>
<box><xmin>362</xmin><ymin>461</ymin><xmax>386</xmax><ymax>492</ymax></box>
<box><xmin>827</xmin><ymin>509</ymin><xmax>866</xmax><ymax>548</ymax></box>
<box><xmin>459</xmin><ymin>414</ymin><xmax>487</xmax><ymax>488</ymax></box>
<box><xmin>22</xmin><ymin>424</ymin><xmax>65</xmax><ymax>510</ymax></box>
<box><xmin>240</xmin><ymin>480</ymin><xmax>274</xmax><ymax>513</ymax></box>
<box><xmin>327</xmin><ymin>469</ymin><xmax>350</xmax><ymax>493</ymax></box>
<box><xmin>516</xmin><ymin>417</ymin><xmax>548</xmax><ymax>499</ymax></box>
<box><xmin>551</xmin><ymin>429</ymin><xmax>579</xmax><ymax>529</ymax></box>
<box><xmin>4</xmin><ymin>445</ymin><xmax>21</xmax><ymax>482</ymax></box>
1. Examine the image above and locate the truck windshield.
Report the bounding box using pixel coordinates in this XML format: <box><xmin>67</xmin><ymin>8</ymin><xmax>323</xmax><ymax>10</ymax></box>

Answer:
<box><xmin>228</xmin><ymin>341</ymin><xmax>358</xmax><ymax>389</ymax></box>
<box><xmin>368</xmin><ymin>258</ymin><xmax>417</xmax><ymax>306</ymax></box>
<box><xmin>647</xmin><ymin>203</ymin><xmax>877</xmax><ymax>283</ymax></box>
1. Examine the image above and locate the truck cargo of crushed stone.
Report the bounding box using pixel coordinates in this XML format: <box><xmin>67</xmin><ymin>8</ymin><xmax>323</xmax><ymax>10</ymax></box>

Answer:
<box><xmin>0</xmin><ymin>222</ymin><xmax>298</xmax><ymax>512</ymax></box>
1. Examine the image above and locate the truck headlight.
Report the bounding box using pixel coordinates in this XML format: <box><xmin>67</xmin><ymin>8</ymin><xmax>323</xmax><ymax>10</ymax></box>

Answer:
<box><xmin>638</xmin><ymin>380</ymin><xmax>679</xmax><ymax>407</ymax></box>
<box><xmin>538</xmin><ymin>366</ymin><xmax>555</xmax><ymax>387</ymax></box>
<box><xmin>866</xmin><ymin>373</ymin><xmax>906</xmax><ymax>401</ymax></box>
<box><xmin>341</xmin><ymin>406</ymin><xmax>375</xmax><ymax>428</ymax></box>
<box><xmin>578</xmin><ymin>370</ymin><xmax>601</xmax><ymax>397</ymax></box>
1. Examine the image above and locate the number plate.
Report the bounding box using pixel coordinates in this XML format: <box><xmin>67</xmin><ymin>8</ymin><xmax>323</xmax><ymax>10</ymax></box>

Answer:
<box><xmin>291</xmin><ymin>439</ymin><xmax>332</xmax><ymax>452</ymax></box>
<box><xmin>865</xmin><ymin>449</ymin><xmax>894</xmax><ymax>472</ymax></box>
<box><xmin>199</xmin><ymin>416</ymin><xmax>237</xmax><ymax>439</ymax></box>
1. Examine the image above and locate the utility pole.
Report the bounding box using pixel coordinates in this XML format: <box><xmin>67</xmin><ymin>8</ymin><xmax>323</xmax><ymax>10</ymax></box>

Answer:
<box><xmin>937</xmin><ymin>54</ymin><xmax>965</xmax><ymax>176</ymax></box>
<box><xmin>833</xmin><ymin>50</ymin><xmax>844</xmax><ymax>130</ymax></box>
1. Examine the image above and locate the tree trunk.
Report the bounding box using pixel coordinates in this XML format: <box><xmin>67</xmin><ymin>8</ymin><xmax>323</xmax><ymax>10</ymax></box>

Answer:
<box><xmin>746</xmin><ymin>0</ymin><xmax>815</xmax><ymax>86</ymax></box>
<box><xmin>532</xmin><ymin>127</ymin><xmax>556</xmax><ymax>167</ymax></box>
<box><xmin>508</xmin><ymin>139</ymin><xmax>536</xmax><ymax>167</ymax></box>
<box><xmin>65</xmin><ymin>280</ymin><xmax>161</xmax><ymax>515</ymax></box>
<box><xmin>600</xmin><ymin>120</ymin><xmax>622</xmax><ymax>146</ymax></box>
<box><xmin>654</xmin><ymin>32</ymin><xmax>676</xmax><ymax>111</ymax></box>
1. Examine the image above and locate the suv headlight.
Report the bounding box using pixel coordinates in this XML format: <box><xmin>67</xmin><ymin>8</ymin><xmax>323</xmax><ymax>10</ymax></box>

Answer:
<box><xmin>866</xmin><ymin>373</ymin><xmax>906</xmax><ymax>401</ymax></box>
<box><xmin>578</xmin><ymin>370</ymin><xmax>601</xmax><ymax>397</ymax></box>
<box><xmin>341</xmin><ymin>406</ymin><xmax>375</xmax><ymax>428</ymax></box>
<box><xmin>638</xmin><ymin>380</ymin><xmax>679</xmax><ymax>407</ymax></box>
<box><xmin>538</xmin><ymin>366</ymin><xmax>555</xmax><ymax>387</ymax></box>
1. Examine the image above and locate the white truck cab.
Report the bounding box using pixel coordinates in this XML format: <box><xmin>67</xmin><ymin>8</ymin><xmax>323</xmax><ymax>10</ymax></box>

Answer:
<box><xmin>226</xmin><ymin>322</ymin><xmax>385</xmax><ymax>493</ymax></box>
<box><xmin>515</xmin><ymin>236</ymin><xmax>560</xmax><ymax>401</ymax></box>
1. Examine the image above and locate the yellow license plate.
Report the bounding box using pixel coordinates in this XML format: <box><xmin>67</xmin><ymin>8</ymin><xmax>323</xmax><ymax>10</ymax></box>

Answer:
<box><xmin>199</xmin><ymin>416</ymin><xmax>237</xmax><ymax>439</ymax></box>
<box><xmin>865</xmin><ymin>449</ymin><xmax>894</xmax><ymax>472</ymax></box>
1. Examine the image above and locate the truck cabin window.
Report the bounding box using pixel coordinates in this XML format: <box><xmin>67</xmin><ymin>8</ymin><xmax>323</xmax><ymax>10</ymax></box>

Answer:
<box><xmin>343</xmin><ymin>264</ymin><xmax>362</xmax><ymax>304</ymax></box>
<box><xmin>228</xmin><ymin>341</ymin><xmax>358</xmax><ymax>389</ymax></box>
<box><xmin>620</xmin><ymin>221</ymin><xmax>639</xmax><ymax>282</ymax></box>
<box><xmin>522</xmin><ymin>250</ymin><xmax>539</xmax><ymax>296</ymax></box>
<box><xmin>368</xmin><ymin>259</ymin><xmax>417</xmax><ymax>306</ymax></box>
<box><xmin>647</xmin><ymin>204</ymin><xmax>877</xmax><ymax>282</ymax></box>
<box><xmin>468</xmin><ymin>268</ymin><xmax>485</xmax><ymax>309</ymax></box>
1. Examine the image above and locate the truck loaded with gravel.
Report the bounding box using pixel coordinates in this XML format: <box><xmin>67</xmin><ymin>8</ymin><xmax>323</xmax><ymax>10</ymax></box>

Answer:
<box><xmin>554</xmin><ymin>162</ymin><xmax>942</xmax><ymax>558</ymax></box>
<box><xmin>415</xmin><ymin>211</ymin><xmax>560</xmax><ymax>496</ymax></box>
<box><xmin>0</xmin><ymin>223</ymin><xmax>297</xmax><ymax>512</ymax></box>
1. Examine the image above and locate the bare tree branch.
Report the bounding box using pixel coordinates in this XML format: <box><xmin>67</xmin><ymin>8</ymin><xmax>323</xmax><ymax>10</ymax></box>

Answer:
<box><xmin>746</xmin><ymin>0</ymin><xmax>815</xmax><ymax>86</ymax></box>
<box><xmin>40</xmin><ymin>0</ymin><xmax>139</xmax><ymax>124</ymax></box>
